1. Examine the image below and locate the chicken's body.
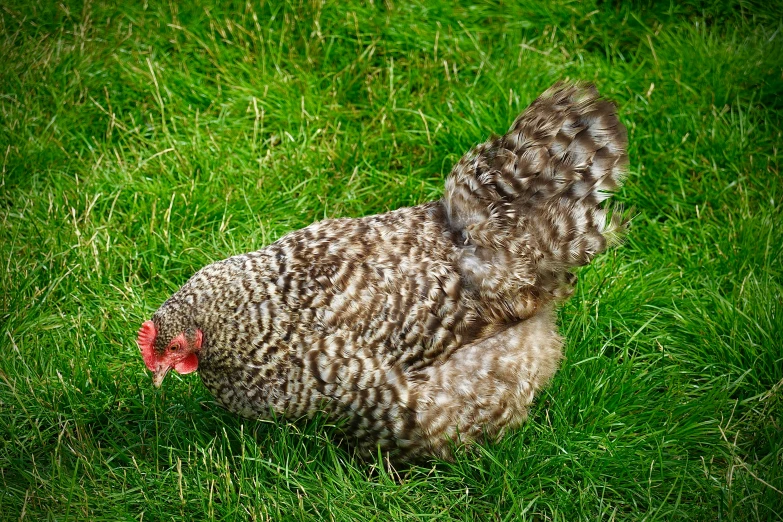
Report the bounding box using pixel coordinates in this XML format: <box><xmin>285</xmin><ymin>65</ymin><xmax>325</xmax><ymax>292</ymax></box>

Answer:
<box><xmin>139</xmin><ymin>82</ymin><xmax>628</xmax><ymax>459</ymax></box>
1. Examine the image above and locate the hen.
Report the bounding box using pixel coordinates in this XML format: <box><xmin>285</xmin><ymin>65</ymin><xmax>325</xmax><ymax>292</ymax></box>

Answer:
<box><xmin>137</xmin><ymin>82</ymin><xmax>628</xmax><ymax>459</ymax></box>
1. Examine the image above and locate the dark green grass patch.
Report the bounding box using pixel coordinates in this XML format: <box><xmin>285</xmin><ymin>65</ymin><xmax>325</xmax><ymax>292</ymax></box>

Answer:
<box><xmin>1</xmin><ymin>0</ymin><xmax>781</xmax><ymax>519</ymax></box>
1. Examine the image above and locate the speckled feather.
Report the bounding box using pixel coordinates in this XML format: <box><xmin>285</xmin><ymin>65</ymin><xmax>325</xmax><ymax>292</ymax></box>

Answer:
<box><xmin>144</xmin><ymin>82</ymin><xmax>628</xmax><ymax>459</ymax></box>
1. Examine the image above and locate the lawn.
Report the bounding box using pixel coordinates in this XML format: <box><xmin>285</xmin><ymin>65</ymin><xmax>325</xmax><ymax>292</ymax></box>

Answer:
<box><xmin>1</xmin><ymin>0</ymin><xmax>781</xmax><ymax>519</ymax></box>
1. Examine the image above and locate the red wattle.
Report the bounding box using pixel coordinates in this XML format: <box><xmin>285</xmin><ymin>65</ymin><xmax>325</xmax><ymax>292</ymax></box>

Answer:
<box><xmin>174</xmin><ymin>353</ymin><xmax>199</xmax><ymax>374</ymax></box>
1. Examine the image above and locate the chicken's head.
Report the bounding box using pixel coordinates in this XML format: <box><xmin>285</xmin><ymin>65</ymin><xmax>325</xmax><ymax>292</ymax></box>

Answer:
<box><xmin>137</xmin><ymin>318</ymin><xmax>203</xmax><ymax>387</ymax></box>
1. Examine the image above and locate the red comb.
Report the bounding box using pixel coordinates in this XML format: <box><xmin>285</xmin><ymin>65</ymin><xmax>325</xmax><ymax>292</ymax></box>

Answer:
<box><xmin>137</xmin><ymin>320</ymin><xmax>158</xmax><ymax>371</ymax></box>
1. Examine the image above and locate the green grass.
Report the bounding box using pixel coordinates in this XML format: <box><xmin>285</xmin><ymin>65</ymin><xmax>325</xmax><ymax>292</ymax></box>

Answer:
<box><xmin>1</xmin><ymin>0</ymin><xmax>782</xmax><ymax>519</ymax></box>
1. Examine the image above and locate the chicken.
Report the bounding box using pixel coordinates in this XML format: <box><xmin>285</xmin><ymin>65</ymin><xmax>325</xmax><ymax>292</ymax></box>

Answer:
<box><xmin>137</xmin><ymin>82</ymin><xmax>628</xmax><ymax>459</ymax></box>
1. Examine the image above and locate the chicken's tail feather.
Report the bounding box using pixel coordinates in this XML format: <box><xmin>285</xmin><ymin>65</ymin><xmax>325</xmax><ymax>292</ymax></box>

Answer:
<box><xmin>443</xmin><ymin>82</ymin><xmax>629</xmax><ymax>309</ymax></box>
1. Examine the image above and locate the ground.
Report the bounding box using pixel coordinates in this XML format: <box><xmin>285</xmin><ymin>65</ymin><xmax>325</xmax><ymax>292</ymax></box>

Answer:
<box><xmin>1</xmin><ymin>0</ymin><xmax>782</xmax><ymax>520</ymax></box>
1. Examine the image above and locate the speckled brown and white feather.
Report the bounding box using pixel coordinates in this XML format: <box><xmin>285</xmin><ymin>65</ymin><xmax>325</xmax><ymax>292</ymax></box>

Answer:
<box><xmin>142</xmin><ymin>82</ymin><xmax>629</xmax><ymax>459</ymax></box>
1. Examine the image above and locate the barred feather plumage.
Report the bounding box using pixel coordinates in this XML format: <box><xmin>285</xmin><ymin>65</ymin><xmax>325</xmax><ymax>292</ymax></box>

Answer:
<box><xmin>139</xmin><ymin>81</ymin><xmax>629</xmax><ymax>459</ymax></box>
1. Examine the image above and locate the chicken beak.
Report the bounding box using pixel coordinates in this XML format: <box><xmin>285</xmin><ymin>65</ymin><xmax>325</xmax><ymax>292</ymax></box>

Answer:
<box><xmin>152</xmin><ymin>365</ymin><xmax>170</xmax><ymax>388</ymax></box>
